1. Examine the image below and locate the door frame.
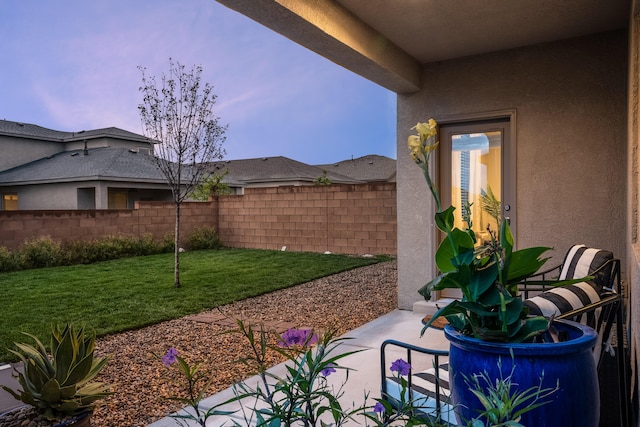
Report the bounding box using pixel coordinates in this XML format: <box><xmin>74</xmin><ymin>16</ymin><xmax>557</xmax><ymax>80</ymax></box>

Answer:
<box><xmin>430</xmin><ymin>110</ymin><xmax>517</xmax><ymax>302</ymax></box>
<box><xmin>435</xmin><ymin>109</ymin><xmax>517</xmax><ymax>241</ymax></box>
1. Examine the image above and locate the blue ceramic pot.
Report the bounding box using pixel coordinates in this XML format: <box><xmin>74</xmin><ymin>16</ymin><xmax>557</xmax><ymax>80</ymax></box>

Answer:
<box><xmin>445</xmin><ymin>319</ymin><xmax>598</xmax><ymax>427</ymax></box>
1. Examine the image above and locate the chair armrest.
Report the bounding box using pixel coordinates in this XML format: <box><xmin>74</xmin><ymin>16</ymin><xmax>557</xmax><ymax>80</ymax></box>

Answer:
<box><xmin>556</xmin><ymin>292</ymin><xmax>620</xmax><ymax>320</ymax></box>
<box><xmin>380</xmin><ymin>339</ymin><xmax>449</xmax><ymax>416</ymax></box>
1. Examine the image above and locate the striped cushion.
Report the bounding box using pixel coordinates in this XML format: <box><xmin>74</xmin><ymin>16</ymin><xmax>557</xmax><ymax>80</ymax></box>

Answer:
<box><xmin>558</xmin><ymin>245</ymin><xmax>613</xmax><ymax>291</ymax></box>
<box><xmin>523</xmin><ymin>245</ymin><xmax>612</xmax><ymax>327</ymax></box>
<box><xmin>524</xmin><ymin>281</ymin><xmax>601</xmax><ymax>327</ymax></box>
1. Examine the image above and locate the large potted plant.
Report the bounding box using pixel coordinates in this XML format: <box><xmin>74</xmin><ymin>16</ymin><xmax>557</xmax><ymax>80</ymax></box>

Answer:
<box><xmin>408</xmin><ymin>119</ymin><xmax>599</xmax><ymax>426</ymax></box>
<box><xmin>1</xmin><ymin>323</ymin><xmax>111</xmax><ymax>426</ymax></box>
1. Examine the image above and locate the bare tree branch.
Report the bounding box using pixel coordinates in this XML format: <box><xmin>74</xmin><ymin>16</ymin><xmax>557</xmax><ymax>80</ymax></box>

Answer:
<box><xmin>138</xmin><ymin>59</ymin><xmax>227</xmax><ymax>287</ymax></box>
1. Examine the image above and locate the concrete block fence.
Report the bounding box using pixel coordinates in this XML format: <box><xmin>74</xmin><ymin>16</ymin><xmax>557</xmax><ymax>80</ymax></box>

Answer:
<box><xmin>0</xmin><ymin>183</ymin><xmax>397</xmax><ymax>256</ymax></box>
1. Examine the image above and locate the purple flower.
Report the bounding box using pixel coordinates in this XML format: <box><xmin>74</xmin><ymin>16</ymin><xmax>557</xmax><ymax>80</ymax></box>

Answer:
<box><xmin>278</xmin><ymin>328</ymin><xmax>319</xmax><ymax>348</ymax></box>
<box><xmin>390</xmin><ymin>358</ymin><xmax>411</xmax><ymax>376</ymax></box>
<box><xmin>373</xmin><ymin>401</ymin><xmax>385</xmax><ymax>414</ymax></box>
<box><xmin>320</xmin><ymin>363</ymin><xmax>336</xmax><ymax>377</ymax></box>
<box><xmin>162</xmin><ymin>347</ymin><xmax>179</xmax><ymax>366</ymax></box>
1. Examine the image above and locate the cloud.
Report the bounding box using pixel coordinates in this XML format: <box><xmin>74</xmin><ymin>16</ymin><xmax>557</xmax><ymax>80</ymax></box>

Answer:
<box><xmin>0</xmin><ymin>0</ymin><xmax>396</xmax><ymax>164</ymax></box>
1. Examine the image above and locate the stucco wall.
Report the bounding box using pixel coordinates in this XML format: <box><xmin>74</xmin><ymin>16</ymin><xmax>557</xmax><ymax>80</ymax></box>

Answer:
<box><xmin>0</xmin><ymin>135</ymin><xmax>63</xmax><ymax>172</ymax></box>
<box><xmin>65</xmin><ymin>137</ymin><xmax>153</xmax><ymax>151</ymax></box>
<box><xmin>5</xmin><ymin>182</ymin><xmax>85</xmax><ymax>210</ymax></box>
<box><xmin>1</xmin><ymin>181</ymin><xmax>174</xmax><ymax>210</ymax></box>
<box><xmin>397</xmin><ymin>31</ymin><xmax>628</xmax><ymax>309</ymax></box>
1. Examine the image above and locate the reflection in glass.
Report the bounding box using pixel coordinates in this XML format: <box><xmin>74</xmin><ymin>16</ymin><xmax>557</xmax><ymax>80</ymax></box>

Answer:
<box><xmin>451</xmin><ymin>131</ymin><xmax>501</xmax><ymax>246</ymax></box>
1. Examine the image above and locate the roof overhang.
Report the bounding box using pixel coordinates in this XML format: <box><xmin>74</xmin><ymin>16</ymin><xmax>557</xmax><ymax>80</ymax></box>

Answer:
<box><xmin>215</xmin><ymin>0</ymin><xmax>631</xmax><ymax>94</ymax></box>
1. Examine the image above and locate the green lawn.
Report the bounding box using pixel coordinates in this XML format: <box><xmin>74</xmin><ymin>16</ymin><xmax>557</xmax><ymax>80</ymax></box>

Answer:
<box><xmin>0</xmin><ymin>248</ymin><xmax>388</xmax><ymax>362</ymax></box>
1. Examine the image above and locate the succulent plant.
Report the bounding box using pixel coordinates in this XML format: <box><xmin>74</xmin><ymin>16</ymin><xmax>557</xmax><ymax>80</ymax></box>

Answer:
<box><xmin>2</xmin><ymin>323</ymin><xmax>111</xmax><ymax>420</ymax></box>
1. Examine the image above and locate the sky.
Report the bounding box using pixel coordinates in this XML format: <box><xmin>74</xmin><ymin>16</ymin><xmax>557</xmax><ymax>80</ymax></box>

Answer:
<box><xmin>0</xmin><ymin>0</ymin><xmax>397</xmax><ymax>165</ymax></box>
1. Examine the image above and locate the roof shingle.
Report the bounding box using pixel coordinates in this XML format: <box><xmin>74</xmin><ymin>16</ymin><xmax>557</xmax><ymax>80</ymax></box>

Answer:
<box><xmin>0</xmin><ymin>119</ymin><xmax>149</xmax><ymax>143</ymax></box>
<box><xmin>0</xmin><ymin>147</ymin><xmax>165</xmax><ymax>184</ymax></box>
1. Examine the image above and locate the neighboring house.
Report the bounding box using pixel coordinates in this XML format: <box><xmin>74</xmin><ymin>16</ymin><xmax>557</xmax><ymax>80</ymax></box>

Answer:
<box><xmin>316</xmin><ymin>154</ymin><xmax>396</xmax><ymax>183</ymax></box>
<box><xmin>0</xmin><ymin>119</ymin><xmax>170</xmax><ymax>210</ymax></box>
<box><xmin>214</xmin><ymin>0</ymin><xmax>639</xmax><ymax>385</ymax></box>
<box><xmin>0</xmin><ymin>119</ymin><xmax>396</xmax><ymax>209</ymax></box>
<box><xmin>208</xmin><ymin>155</ymin><xmax>391</xmax><ymax>191</ymax></box>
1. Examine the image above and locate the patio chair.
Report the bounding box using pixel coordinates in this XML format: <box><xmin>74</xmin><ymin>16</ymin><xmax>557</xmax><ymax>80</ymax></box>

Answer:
<box><xmin>380</xmin><ymin>245</ymin><xmax>630</xmax><ymax>427</ymax></box>
<box><xmin>521</xmin><ymin>245</ymin><xmax>630</xmax><ymax>427</ymax></box>
<box><xmin>380</xmin><ymin>340</ymin><xmax>455</xmax><ymax>424</ymax></box>
<box><xmin>521</xmin><ymin>245</ymin><xmax>620</xmax><ymax>362</ymax></box>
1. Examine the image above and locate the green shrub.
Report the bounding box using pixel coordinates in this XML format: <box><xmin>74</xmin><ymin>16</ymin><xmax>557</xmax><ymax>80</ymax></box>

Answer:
<box><xmin>101</xmin><ymin>236</ymin><xmax>139</xmax><ymax>259</ymax></box>
<box><xmin>132</xmin><ymin>233</ymin><xmax>163</xmax><ymax>256</ymax></box>
<box><xmin>64</xmin><ymin>235</ymin><xmax>166</xmax><ymax>264</ymax></box>
<box><xmin>160</xmin><ymin>233</ymin><xmax>176</xmax><ymax>253</ymax></box>
<box><xmin>18</xmin><ymin>236</ymin><xmax>62</xmax><ymax>269</ymax></box>
<box><xmin>60</xmin><ymin>239</ymin><xmax>99</xmax><ymax>265</ymax></box>
<box><xmin>0</xmin><ymin>246</ymin><xmax>20</xmax><ymax>272</ymax></box>
<box><xmin>186</xmin><ymin>226</ymin><xmax>222</xmax><ymax>250</ymax></box>
<box><xmin>0</xmin><ymin>234</ymin><xmax>175</xmax><ymax>273</ymax></box>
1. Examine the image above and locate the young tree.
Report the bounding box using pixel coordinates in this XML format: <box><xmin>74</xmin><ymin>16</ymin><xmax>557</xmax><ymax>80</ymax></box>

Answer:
<box><xmin>138</xmin><ymin>59</ymin><xmax>227</xmax><ymax>287</ymax></box>
<box><xmin>188</xmin><ymin>170</ymin><xmax>232</xmax><ymax>200</ymax></box>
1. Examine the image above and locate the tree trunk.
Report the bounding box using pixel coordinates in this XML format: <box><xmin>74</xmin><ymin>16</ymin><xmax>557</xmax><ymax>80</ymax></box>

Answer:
<box><xmin>174</xmin><ymin>202</ymin><xmax>181</xmax><ymax>288</ymax></box>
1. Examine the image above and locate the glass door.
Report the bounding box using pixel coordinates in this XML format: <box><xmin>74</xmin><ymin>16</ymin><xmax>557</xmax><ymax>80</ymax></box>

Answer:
<box><xmin>438</xmin><ymin>118</ymin><xmax>513</xmax><ymax>298</ymax></box>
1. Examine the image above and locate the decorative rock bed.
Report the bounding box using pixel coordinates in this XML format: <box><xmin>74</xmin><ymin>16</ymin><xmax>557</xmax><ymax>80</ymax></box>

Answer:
<box><xmin>90</xmin><ymin>260</ymin><xmax>398</xmax><ymax>427</ymax></box>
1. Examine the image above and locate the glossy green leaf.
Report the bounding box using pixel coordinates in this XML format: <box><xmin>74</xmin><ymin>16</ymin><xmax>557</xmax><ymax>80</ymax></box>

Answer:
<box><xmin>501</xmin><ymin>297</ymin><xmax>525</xmax><ymax>326</ymax></box>
<box><xmin>469</xmin><ymin>262</ymin><xmax>499</xmax><ymax>300</ymax></box>
<box><xmin>435</xmin><ymin>228</ymin><xmax>475</xmax><ymax>272</ymax></box>
<box><xmin>505</xmin><ymin>247</ymin><xmax>551</xmax><ymax>283</ymax></box>
<box><xmin>420</xmin><ymin>301</ymin><xmax>470</xmax><ymax>336</ymax></box>
<box><xmin>434</xmin><ymin>205</ymin><xmax>456</xmax><ymax>233</ymax></box>
<box><xmin>510</xmin><ymin>316</ymin><xmax>550</xmax><ymax>343</ymax></box>
<box><xmin>500</xmin><ymin>217</ymin><xmax>514</xmax><ymax>255</ymax></box>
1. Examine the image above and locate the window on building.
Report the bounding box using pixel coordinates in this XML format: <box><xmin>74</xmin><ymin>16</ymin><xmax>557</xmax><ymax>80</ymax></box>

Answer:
<box><xmin>108</xmin><ymin>190</ymin><xmax>129</xmax><ymax>209</ymax></box>
<box><xmin>77</xmin><ymin>187</ymin><xmax>96</xmax><ymax>209</ymax></box>
<box><xmin>2</xmin><ymin>193</ymin><xmax>18</xmax><ymax>210</ymax></box>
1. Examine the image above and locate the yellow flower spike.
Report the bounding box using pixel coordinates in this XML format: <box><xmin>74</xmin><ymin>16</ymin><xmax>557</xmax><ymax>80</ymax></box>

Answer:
<box><xmin>413</xmin><ymin>121</ymin><xmax>437</xmax><ymax>140</ymax></box>
<box><xmin>407</xmin><ymin>135</ymin><xmax>421</xmax><ymax>151</ymax></box>
<box><xmin>407</xmin><ymin>135</ymin><xmax>423</xmax><ymax>164</ymax></box>
<box><xmin>424</xmin><ymin>140</ymin><xmax>439</xmax><ymax>154</ymax></box>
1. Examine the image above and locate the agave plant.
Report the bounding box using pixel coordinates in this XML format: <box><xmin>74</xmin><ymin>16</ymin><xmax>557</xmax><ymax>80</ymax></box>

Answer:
<box><xmin>2</xmin><ymin>323</ymin><xmax>111</xmax><ymax>420</ymax></box>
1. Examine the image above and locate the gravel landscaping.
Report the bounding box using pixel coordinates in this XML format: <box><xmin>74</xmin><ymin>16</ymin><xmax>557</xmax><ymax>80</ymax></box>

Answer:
<box><xmin>91</xmin><ymin>260</ymin><xmax>398</xmax><ymax>427</ymax></box>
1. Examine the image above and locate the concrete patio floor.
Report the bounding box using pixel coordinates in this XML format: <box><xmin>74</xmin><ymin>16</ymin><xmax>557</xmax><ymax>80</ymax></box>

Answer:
<box><xmin>0</xmin><ymin>363</ymin><xmax>21</xmax><ymax>415</ymax></box>
<box><xmin>147</xmin><ymin>309</ymin><xmax>449</xmax><ymax>427</ymax></box>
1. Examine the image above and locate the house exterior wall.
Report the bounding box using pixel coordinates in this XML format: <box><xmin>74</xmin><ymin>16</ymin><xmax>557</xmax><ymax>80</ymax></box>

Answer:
<box><xmin>94</xmin><ymin>182</ymin><xmax>173</xmax><ymax>209</ymax></box>
<box><xmin>0</xmin><ymin>183</ymin><xmax>397</xmax><ymax>255</ymax></box>
<box><xmin>0</xmin><ymin>135</ymin><xmax>63</xmax><ymax>172</ymax></box>
<box><xmin>1</xmin><ymin>181</ymin><xmax>173</xmax><ymax>210</ymax></box>
<box><xmin>398</xmin><ymin>31</ymin><xmax>628</xmax><ymax>309</ymax></box>
<box><xmin>64</xmin><ymin>137</ymin><xmax>153</xmax><ymax>152</ymax></box>
<box><xmin>2</xmin><ymin>182</ymin><xmax>84</xmax><ymax>210</ymax></box>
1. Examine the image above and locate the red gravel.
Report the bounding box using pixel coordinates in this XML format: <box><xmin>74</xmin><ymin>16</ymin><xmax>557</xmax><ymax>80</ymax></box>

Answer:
<box><xmin>91</xmin><ymin>261</ymin><xmax>398</xmax><ymax>427</ymax></box>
